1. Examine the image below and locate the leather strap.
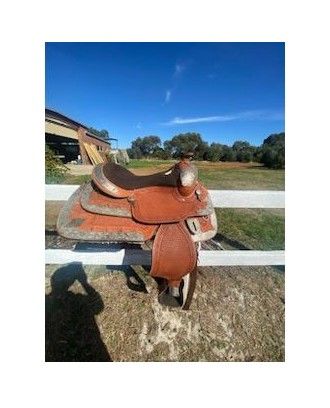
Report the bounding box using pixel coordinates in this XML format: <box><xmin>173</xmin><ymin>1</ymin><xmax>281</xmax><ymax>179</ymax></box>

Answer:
<box><xmin>150</xmin><ymin>222</ymin><xmax>197</xmax><ymax>286</ymax></box>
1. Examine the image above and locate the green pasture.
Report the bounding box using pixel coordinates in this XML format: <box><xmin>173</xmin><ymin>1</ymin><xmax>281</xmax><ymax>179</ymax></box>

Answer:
<box><xmin>198</xmin><ymin>168</ymin><xmax>284</xmax><ymax>190</ymax></box>
<box><xmin>216</xmin><ymin>208</ymin><xmax>284</xmax><ymax>250</ymax></box>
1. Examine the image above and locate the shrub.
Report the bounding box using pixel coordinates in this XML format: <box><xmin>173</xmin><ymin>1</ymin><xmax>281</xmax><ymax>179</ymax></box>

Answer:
<box><xmin>45</xmin><ymin>145</ymin><xmax>68</xmax><ymax>183</ymax></box>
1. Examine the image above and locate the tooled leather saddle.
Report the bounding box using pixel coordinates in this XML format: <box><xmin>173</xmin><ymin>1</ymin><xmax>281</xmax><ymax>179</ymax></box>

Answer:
<box><xmin>57</xmin><ymin>154</ymin><xmax>217</xmax><ymax>309</ymax></box>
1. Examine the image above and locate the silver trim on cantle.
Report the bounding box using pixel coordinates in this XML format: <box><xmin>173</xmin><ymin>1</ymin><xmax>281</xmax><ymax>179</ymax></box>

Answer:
<box><xmin>180</xmin><ymin>163</ymin><xmax>198</xmax><ymax>187</ymax></box>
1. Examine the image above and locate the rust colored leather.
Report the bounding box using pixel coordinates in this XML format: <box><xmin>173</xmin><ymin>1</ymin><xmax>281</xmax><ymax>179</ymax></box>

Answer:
<box><xmin>87</xmin><ymin>185</ymin><xmax>129</xmax><ymax>208</ymax></box>
<box><xmin>132</xmin><ymin>183</ymin><xmax>209</xmax><ymax>223</ymax></box>
<box><xmin>131</xmin><ymin>183</ymin><xmax>209</xmax><ymax>224</ymax></box>
<box><xmin>69</xmin><ymin>201</ymin><xmax>156</xmax><ymax>238</ymax></box>
<box><xmin>80</xmin><ymin>182</ymin><xmax>132</xmax><ymax>217</ymax></box>
<box><xmin>198</xmin><ymin>216</ymin><xmax>215</xmax><ymax>232</ymax></box>
<box><xmin>150</xmin><ymin>222</ymin><xmax>197</xmax><ymax>286</ymax></box>
<box><xmin>57</xmin><ymin>187</ymin><xmax>157</xmax><ymax>242</ymax></box>
<box><xmin>177</xmin><ymin>184</ymin><xmax>197</xmax><ymax>197</ymax></box>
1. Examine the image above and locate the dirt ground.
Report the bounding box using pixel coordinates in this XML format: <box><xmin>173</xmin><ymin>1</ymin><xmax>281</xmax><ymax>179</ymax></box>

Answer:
<box><xmin>45</xmin><ymin>262</ymin><xmax>284</xmax><ymax>362</ymax></box>
<box><xmin>65</xmin><ymin>164</ymin><xmax>94</xmax><ymax>175</ymax></box>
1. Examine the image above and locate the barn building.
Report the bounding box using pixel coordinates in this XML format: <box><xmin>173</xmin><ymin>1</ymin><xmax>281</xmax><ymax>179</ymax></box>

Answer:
<box><xmin>45</xmin><ymin>108</ymin><xmax>117</xmax><ymax>164</ymax></box>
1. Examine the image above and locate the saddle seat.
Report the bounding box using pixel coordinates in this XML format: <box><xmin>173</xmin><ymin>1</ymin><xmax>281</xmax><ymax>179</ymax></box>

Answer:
<box><xmin>92</xmin><ymin>159</ymin><xmax>199</xmax><ymax>199</ymax></box>
<box><xmin>101</xmin><ymin>161</ymin><xmax>181</xmax><ymax>189</ymax></box>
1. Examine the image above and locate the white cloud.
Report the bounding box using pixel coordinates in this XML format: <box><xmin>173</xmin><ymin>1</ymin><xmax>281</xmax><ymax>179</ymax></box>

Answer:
<box><xmin>174</xmin><ymin>63</ymin><xmax>185</xmax><ymax>76</ymax></box>
<box><xmin>163</xmin><ymin>110</ymin><xmax>284</xmax><ymax>125</ymax></box>
<box><xmin>164</xmin><ymin>89</ymin><xmax>172</xmax><ymax>103</ymax></box>
<box><xmin>167</xmin><ymin>115</ymin><xmax>235</xmax><ymax>125</ymax></box>
<box><xmin>162</xmin><ymin>62</ymin><xmax>187</xmax><ymax>104</ymax></box>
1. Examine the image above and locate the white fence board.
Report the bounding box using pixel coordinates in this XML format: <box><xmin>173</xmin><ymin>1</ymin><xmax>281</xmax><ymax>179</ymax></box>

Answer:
<box><xmin>209</xmin><ymin>190</ymin><xmax>285</xmax><ymax>208</ymax></box>
<box><xmin>45</xmin><ymin>185</ymin><xmax>78</xmax><ymax>201</ymax></box>
<box><xmin>45</xmin><ymin>249</ymin><xmax>285</xmax><ymax>266</ymax></box>
<box><xmin>45</xmin><ymin>185</ymin><xmax>285</xmax><ymax>208</ymax></box>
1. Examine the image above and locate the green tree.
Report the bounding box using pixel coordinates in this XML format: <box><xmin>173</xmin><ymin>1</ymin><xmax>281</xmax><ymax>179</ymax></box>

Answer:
<box><xmin>232</xmin><ymin>140</ymin><xmax>256</xmax><ymax>162</ymax></box>
<box><xmin>253</xmin><ymin>146</ymin><xmax>264</xmax><ymax>162</ymax></box>
<box><xmin>130</xmin><ymin>135</ymin><xmax>161</xmax><ymax>157</ymax></box>
<box><xmin>220</xmin><ymin>145</ymin><xmax>236</xmax><ymax>161</ymax></box>
<box><xmin>263</xmin><ymin>132</ymin><xmax>285</xmax><ymax>147</ymax></box>
<box><xmin>237</xmin><ymin>150</ymin><xmax>253</xmax><ymax>162</ymax></box>
<box><xmin>260</xmin><ymin>132</ymin><xmax>285</xmax><ymax>169</ymax></box>
<box><xmin>163</xmin><ymin>140</ymin><xmax>175</xmax><ymax>158</ymax></box>
<box><xmin>232</xmin><ymin>141</ymin><xmax>251</xmax><ymax>152</ymax></box>
<box><xmin>204</xmin><ymin>143</ymin><xmax>223</xmax><ymax>162</ymax></box>
<box><xmin>164</xmin><ymin>133</ymin><xmax>208</xmax><ymax>160</ymax></box>
<box><xmin>127</xmin><ymin>147</ymin><xmax>143</xmax><ymax>159</ymax></box>
<box><xmin>152</xmin><ymin>147</ymin><xmax>172</xmax><ymax>160</ymax></box>
<box><xmin>89</xmin><ymin>127</ymin><xmax>110</xmax><ymax>141</ymax></box>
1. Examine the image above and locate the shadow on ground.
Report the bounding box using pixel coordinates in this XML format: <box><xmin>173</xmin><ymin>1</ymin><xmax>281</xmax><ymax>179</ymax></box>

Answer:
<box><xmin>45</xmin><ymin>263</ymin><xmax>112</xmax><ymax>362</ymax></box>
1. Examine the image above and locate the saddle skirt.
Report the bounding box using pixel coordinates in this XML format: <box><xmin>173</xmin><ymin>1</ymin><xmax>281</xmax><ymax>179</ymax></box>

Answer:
<box><xmin>58</xmin><ymin>180</ymin><xmax>217</xmax><ymax>242</ymax></box>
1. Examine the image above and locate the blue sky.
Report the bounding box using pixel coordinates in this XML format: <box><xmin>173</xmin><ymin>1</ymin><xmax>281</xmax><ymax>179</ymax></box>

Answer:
<box><xmin>45</xmin><ymin>42</ymin><xmax>284</xmax><ymax>148</ymax></box>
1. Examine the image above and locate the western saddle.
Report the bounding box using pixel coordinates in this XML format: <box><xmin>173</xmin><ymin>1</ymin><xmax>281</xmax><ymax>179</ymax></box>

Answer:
<box><xmin>57</xmin><ymin>154</ymin><xmax>217</xmax><ymax>309</ymax></box>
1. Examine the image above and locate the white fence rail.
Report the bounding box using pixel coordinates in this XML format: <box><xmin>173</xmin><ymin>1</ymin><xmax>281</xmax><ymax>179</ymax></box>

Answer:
<box><xmin>45</xmin><ymin>248</ymin><xmax>284</xmax><ymax>266</ymax></box>
<box><xmin>45</xmin><ymin>185</ymin><xmax>285</xmax><ymax>209</ymax></box>
<box><xmin>45</xmin><ymin>185</ymin><xmax>285</xmax><ymax>266</ymax></box>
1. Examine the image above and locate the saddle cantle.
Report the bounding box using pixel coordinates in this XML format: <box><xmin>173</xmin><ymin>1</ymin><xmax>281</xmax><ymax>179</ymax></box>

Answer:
<box><xmin>57</xmin><ymin>155</ymin><xmax>217</xmax><ymax>309</ymax></box>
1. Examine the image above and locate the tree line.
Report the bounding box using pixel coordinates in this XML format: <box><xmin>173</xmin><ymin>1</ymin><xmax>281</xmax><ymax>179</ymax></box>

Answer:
<box><xmin>127</xmin><ymin>132</ymin><xmax>285</xmax><ymax>169</ymax></box>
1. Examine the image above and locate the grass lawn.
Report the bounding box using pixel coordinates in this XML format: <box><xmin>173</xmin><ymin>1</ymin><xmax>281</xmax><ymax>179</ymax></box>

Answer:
<box><xmin>216</xmin><ymin>208</ymin><xmax>284</xmax><ymax>250</ymax></box>
<box><xmin>198</xmin><ymin>167</ymin><xmax>284</xmax><ymax>190</ymax></box>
